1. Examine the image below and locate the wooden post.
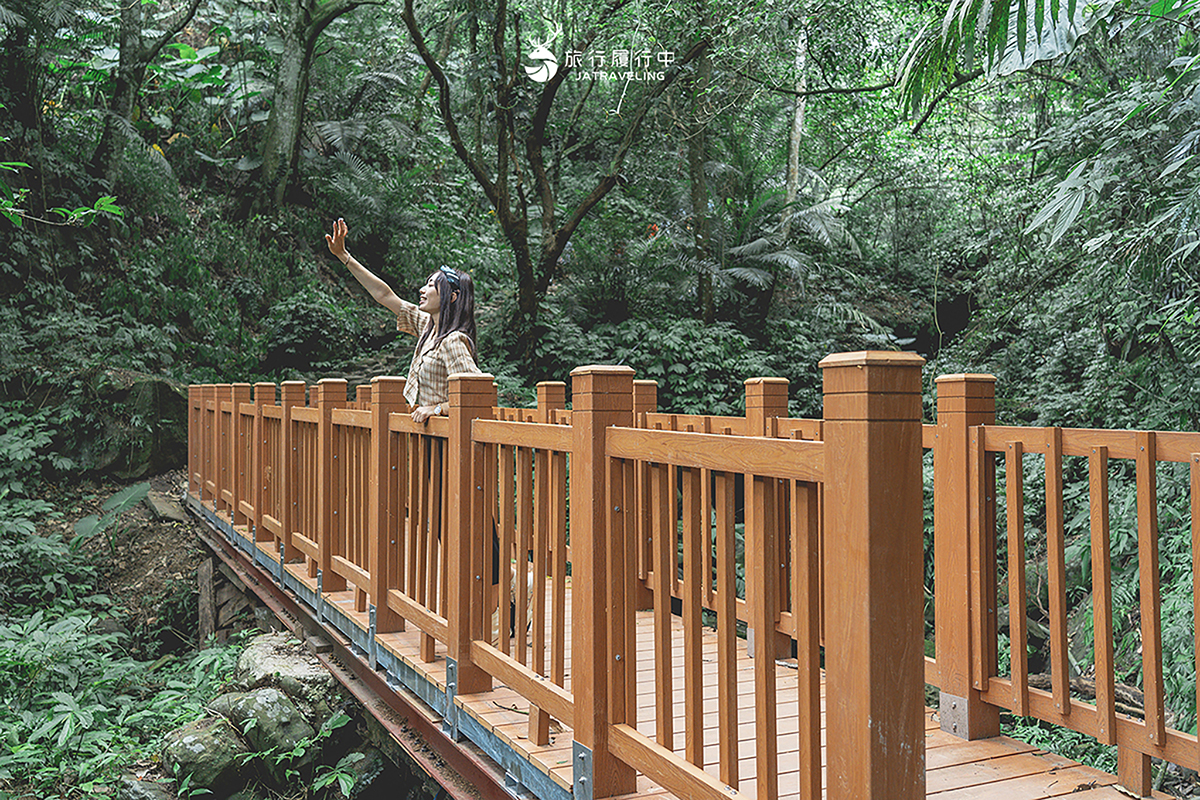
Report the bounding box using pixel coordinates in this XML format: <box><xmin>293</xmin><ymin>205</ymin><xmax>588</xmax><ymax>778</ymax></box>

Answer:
<box><xmin>632</xmin><ymin>380</ymin><xmax>657</xmax><ymax>426</ymax></box>
<box><xmin>252</xmin><ymin>383</ymin><xmax>275</xmax><ymax>545</ymax></box>
<box><xmin>201</xmin><ymin>385</ymin><xmax>216</xmax><ymax>503</ymax></box>
<box><xmin>934</xmin><ymin>374</ymin><xmax>1001</xmax><ymax>739</ymax></box>
<box><xmin>231</xmin><ymin>384</ymin><xmax>252</xmax><ymax>528</ymax></box>
<box><xmin>744</xmin><ymin>377</ymin><xmax>791</xmax><ymax>660</ymax></box>
<box><xmin>820</xmin><ymin>351</ymin><xmax>925</xmax><ymax>800</ymax></box>
<box><xmin>213</xmin><ymin>384</ymin><xmax>231</xmax><ymax>512</ymax></box>
<box><xmin>369</xmin><ymin>377</ymin><xmax>406</xmax><ymax>633</ymax></box>
<box><xmin>537</xmin><ymin>381</ymin><xmax>566</xmax><ymax>422</ymax></box>
<box><xmin>188</xmin><ymin>385</ymin><xmax>200</xmax><ymax>497</ymax></box>
<box><xmin>279</xmin><ymin>381</ymin><xmax>306</xmax><ymax>564</ymax></box>
<box><xmin>447</xmin><ymin>372</ymin><xmax>497</xmax><ymax>695</ymax></box>
<box><xmin>570</xmin><ymin>365</ymin><xmax>636</xmax><ymax>799</ymax></box>
<box><xmin>316</xmin><ymin>379</ymin><xmax>348</xmax><ymax>593</ymax></box>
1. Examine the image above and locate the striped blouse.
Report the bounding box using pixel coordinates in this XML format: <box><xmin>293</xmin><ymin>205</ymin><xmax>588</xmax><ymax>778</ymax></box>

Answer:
<box><xmin>395</xmin><ymin>299</ymin><xmax>481</xmax><ymax>408</ymax></box>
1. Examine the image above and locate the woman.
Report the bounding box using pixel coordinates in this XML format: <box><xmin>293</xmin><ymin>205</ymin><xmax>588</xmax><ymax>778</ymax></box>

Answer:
<box><xmin>325</xmin><ymin>217</ymin><xmax>481</xmax><ymax>422</ymax></box>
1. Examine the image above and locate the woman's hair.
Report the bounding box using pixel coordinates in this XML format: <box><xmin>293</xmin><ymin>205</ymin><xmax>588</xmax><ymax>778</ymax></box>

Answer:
<box><xmin>417</xmin><ymin>267</ymin><xmax>476</xmax><ymax>356</ymax></box>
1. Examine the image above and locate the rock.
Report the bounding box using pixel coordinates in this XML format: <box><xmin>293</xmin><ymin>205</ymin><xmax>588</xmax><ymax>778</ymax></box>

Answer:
<box><xmin>238</xmin><ymin>632</ymin><xmax>333</xmax><ymax>693</ymax></box>
<box><xmin>117</xmin><ymin>776</ymin><xmax>176</xmax><ymax>800</ymax></box>
<box><xmin>162</xmin><ymin>716</ymin><xmax>248</xmax><ymax>797</ymax></box>
<box><xmin>208</xmin><ymin>687</ymin><xmax>315</xmax><ymax>786</ymax></box>
<box><xmin>236</xmin><ymin>632</ymin><xmax>336</xmax><ymax>723</ymax></box>
<box><xmin>146</xmin><ymin>490</ymin><xmax>187</xmax><ymax>522</ymax></box>
<box><xmin>85</xmin><ymin>369</ymin><xmax>189</xmax><ymax>479</ymax></box>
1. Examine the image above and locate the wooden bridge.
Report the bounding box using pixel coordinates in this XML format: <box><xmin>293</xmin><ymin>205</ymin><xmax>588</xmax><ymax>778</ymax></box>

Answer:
<box><xmin>186</xmin><ymin>352</ymin><xmax>1194</xmax><ymax>799</ymax></box>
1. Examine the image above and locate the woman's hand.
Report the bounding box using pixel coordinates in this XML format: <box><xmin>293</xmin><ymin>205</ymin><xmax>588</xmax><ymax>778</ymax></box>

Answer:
<box><xmin>325</xmin><ymin>218</ymin><xmax>349</xmax><ymax>262</ymax></box>
<box><xmin>411</xmin><ymin>404</ymin><xmax>439</xmax><ymax>423</ymax></box>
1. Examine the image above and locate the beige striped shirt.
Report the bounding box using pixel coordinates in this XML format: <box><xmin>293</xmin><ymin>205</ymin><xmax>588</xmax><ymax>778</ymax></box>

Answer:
<box><xmin>396</xmin><ymin>300</ymin><xmax>481</xmax><ymax>408</ymax></box>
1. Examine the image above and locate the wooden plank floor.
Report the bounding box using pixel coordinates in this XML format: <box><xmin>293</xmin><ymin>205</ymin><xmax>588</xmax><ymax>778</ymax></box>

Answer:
<box><xmin>298</xmin><ymin>569</ymin><xmax>1172</xmax><ymax>800</ymax></box>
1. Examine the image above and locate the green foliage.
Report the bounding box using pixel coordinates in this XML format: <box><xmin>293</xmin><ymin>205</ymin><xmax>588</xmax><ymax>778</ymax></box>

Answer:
<box><xmin>0</xmin><ymin>403</ymin><xmax>97</xmax><ymax>613</ymax></box>
<box><xmin>0</xmin><ymin>610</ymin><xmax>247</xmax><ymax>796</ymax></box>
<box><xmin>605</xmin><ymin>318</ymin><xmax>772</xmax><ymax>415</ymax></box>
<box><xmin>72</xmin><ymin>481</ymin><xmax>151</xmax><ymax>554</ymax></box>
<box><xmin>1003</xmin><ymin>714</ymin><xmax>1117</xmax><ymax>773</ymax></box>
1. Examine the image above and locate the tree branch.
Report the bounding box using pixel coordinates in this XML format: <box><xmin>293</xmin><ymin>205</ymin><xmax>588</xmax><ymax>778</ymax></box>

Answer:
<box><xmin>527</xmin><ymin>0</ymin><xmax>637</xmax><ymax>242</ymax></box>
<box><xmin>549</xmin><ymin>38</ymin><xmax>710</xmax><ymax>281</ymax></box>
<box><xmin>145</xmin><ymin>0</ymin><xmax>206</xmax><ymax>62</ymax></box>
<box><xmin>911</xmin><ymin>68</ymin><xmax>983</xmax><ymax>135</ymax></box>
<box><xmin>401</xmin><ymin>0</ymin><xmax>497</xmax><ymax>205</ymax></box>
<box><xmin>734</xmin><ymin>67</ymin><xmax>894</xmax><ymax>98</ymax></box>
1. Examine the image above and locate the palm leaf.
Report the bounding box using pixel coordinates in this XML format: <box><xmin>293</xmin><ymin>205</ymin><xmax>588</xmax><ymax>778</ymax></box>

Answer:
<box><xmin>0</xmin><ymin>2</ymin><xmax>27</xmax><ymax>27</ymax></box>
<box><xmin>315</xmin><ymin>119</ymin><xmax>367</xmax><ymax>151</ymax></box>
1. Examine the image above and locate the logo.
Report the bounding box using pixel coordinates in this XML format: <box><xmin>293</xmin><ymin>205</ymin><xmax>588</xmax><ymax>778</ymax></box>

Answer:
<box><xmin>524</xmin><ymin>44</ymin><xmax>559</xmax><ymax>83</ymax></box>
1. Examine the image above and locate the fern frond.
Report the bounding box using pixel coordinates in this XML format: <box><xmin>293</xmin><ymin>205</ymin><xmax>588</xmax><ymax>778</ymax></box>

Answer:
<box><xmin>315</xmin><ymin>119</ymin><xmax>367</xmax><ymax>151</ymax></box>
<box><xmin>717</xmin><ymin>266</ymin><xmax>772</xmax><ymax>289</ymax></box>
<box><xmin>334</xmin><ymin>150</ymin><xmax>376</xmax><ymax>183</ymax></box>
<box><xmin>0</xmin><ymin>2</ymin><xmax>27</xmax><ymax>27</ymax></box>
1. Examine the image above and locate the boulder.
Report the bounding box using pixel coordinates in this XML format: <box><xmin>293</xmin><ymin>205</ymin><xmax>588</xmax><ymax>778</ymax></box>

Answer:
<box><xmin>116</xmin><ymin>777</ymin><xmax>176</xmax><ymax>800</ymax></box>
<box><xmin>208</xmin><ymin>687</ymin><xmax>315</xmax><ymax>786</ymax></box>
<box><xmin>236</xmin><ymin>632</ymin><xmax>336</xmax><ymax>723</ymax></box>
<box><xmin>162</xmin><ymin>716</ymin><xmax>248</xmax><ymax>797</ymax></box>
<box><xmin>81</xmin><ymin>368</ymin><xmax>188</xmax><ymax>479</ymax></box>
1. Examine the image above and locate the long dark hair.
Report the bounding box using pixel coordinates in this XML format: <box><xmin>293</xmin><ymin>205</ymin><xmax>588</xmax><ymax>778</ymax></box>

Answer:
<box><xmin>416</xmin><ymin>267</ymin><xmax>476</xmax><ymax>356</ymax></box>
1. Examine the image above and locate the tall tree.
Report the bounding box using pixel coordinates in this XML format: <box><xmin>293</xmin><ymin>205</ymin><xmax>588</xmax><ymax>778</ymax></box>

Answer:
<box><xmin>401</xmin><ymin>0</ymin><xmax>708</xmax><ymax>370</ymax></box>
<box><xmin>688</xmin><ymin>0</ymin><xmax>714</xmax><ymax>323</ymax></box>
<box><xmin>91</xmin><ymin>0</ymin><xmax>205</xmax><ymax>183</ymax></box>
<box><xmin>252</xmin><ymin>0</ymin><xmax>381</xmax><ymax>214</ymax></box>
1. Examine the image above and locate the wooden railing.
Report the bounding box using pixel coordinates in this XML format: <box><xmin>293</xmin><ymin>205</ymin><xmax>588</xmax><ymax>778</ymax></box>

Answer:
<box><xmin>188</xmin><ymin>354</ymin><xmax>1200</xmax><ymax>800</ymax></box>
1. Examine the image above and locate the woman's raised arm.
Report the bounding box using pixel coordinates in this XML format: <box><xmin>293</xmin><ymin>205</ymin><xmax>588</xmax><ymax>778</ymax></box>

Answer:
<box><xmin>326</xmin><ymin>218</ymin><xmax>405</xmax><ymax>315</ymax></box>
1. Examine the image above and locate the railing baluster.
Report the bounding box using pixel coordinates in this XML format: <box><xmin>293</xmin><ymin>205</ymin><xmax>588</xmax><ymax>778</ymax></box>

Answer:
<box><xmin>1006</xmin><ymin>440</ymin><xmax>1029</xmax><ymax>717</ymax></box>
<box><xmin>681</xmin><ymin>464</ymin><xmax>704</xmax><ymax>767</ymax></box>
<box><xmin>792</xmin><ymin>479</ymin><xmax>821</xmax><ymax>800</ymax></box>
<box><xmin>651</xmin><ymin>458</ymin><xmax>673</xmax><ymax>752</ymax></box>
<box><xmin>1089</xmin><ymin>445</ymin><xmax>1115</xmax><ymax>745</ymax></box>
<box><xmin>714</xmin><ymin>470</ymin><xmax>738</xmax><ymax>789</ymax></box>
<box><xmin>1136</xmin><ymin>431</ymin><xmax>1165</xmax><ymax>747</ymax></box>
<box><xmin>1045</xmin><ymin>426</ymin><xmax>1071</xmax><ymax>717</ymax></box>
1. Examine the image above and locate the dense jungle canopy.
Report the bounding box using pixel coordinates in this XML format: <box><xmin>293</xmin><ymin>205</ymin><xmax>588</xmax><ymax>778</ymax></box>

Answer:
<box><xmin>3</xmin><ymin>0</ymin><xmax>1199</xmax><ymax>435</ymax></box>
<box><xmin>3</xmin><ymin>0</ymin><xmax>1200</xmax><ymax>795</ymax></box>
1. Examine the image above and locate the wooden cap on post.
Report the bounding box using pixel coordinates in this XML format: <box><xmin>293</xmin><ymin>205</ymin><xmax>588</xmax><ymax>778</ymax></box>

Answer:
<box><xmin>280</xmin><ymin>381</ymin><xmax>306</xmax><ymax>408</ymax></box>
<box><xmin>745</xmin><ymin>377</ymin><xmax>789</xmax><ymax>436</ymax></box>
<box><xmin>537</xmin><ymin>381</ymin><xmax>566</xmax><ymax>423</ymax></box>
<box><xmin>820</xmin><ymin>351</ymin><xmax>925</xmax><ymax>800</ymax></box>
<box><xmin>633</xmin><ymin>380</ymin><xmax>658</xmax><ymax>423</ymax></box>
<box><xmin>253</xmin><ymin>382</ymin><xmax>276</xmax><ymax>405</ymax></box>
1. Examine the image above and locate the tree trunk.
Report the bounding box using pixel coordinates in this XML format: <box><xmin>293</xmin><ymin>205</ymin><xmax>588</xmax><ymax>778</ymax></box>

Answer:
<box><xmin>252</xmin><ymin>0</ymin><xmax>368</xmax><ymax>216</ymax></box>
<box><xmin>256</xmin><ymin>26</ymin><xmax>311</xmax><ymax>214</ymax></box>
<box><xmin>91</xmin><ymin>0</ymin><xmax>204</xmax><ymax>181</ymax></box>
<box><xmin>92</xmin><ymin>0</ymin><xmax>145</xmax><ymax>182</ymax></box>
<box><xmin>782</xmin><ymin>20</ymin><xmax>808</xmax><ymax>239</ymax></box>
<box><xmin>1</xmin><ymin>29</ymin><xmax>42</xmax><ymax>144</ymax></box>
<box><xmin>690</xmin><ymin>8</ymin><xmax>713</xmax><ymax>324</ymax></box>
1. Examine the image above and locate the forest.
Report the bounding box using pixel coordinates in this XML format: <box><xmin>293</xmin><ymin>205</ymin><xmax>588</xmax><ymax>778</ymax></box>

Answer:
<box><xmin>2</xmin><ymin>0</ymin><xmax>1200</xmax><ymax>795</ymax></box>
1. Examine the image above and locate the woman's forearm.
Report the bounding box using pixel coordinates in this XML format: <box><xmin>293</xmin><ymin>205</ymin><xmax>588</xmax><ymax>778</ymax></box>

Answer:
<box><xmin>341</xmin><ymin>252</ymin><xmax>402</xmax><ymax>311</ymax></box>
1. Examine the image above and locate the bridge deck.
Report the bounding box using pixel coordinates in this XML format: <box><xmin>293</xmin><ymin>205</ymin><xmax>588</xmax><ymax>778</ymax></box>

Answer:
<box><xmin>289</xmin><ymin>565</ymin><xmax>1163</xmax><ymax>800</ymax></box>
